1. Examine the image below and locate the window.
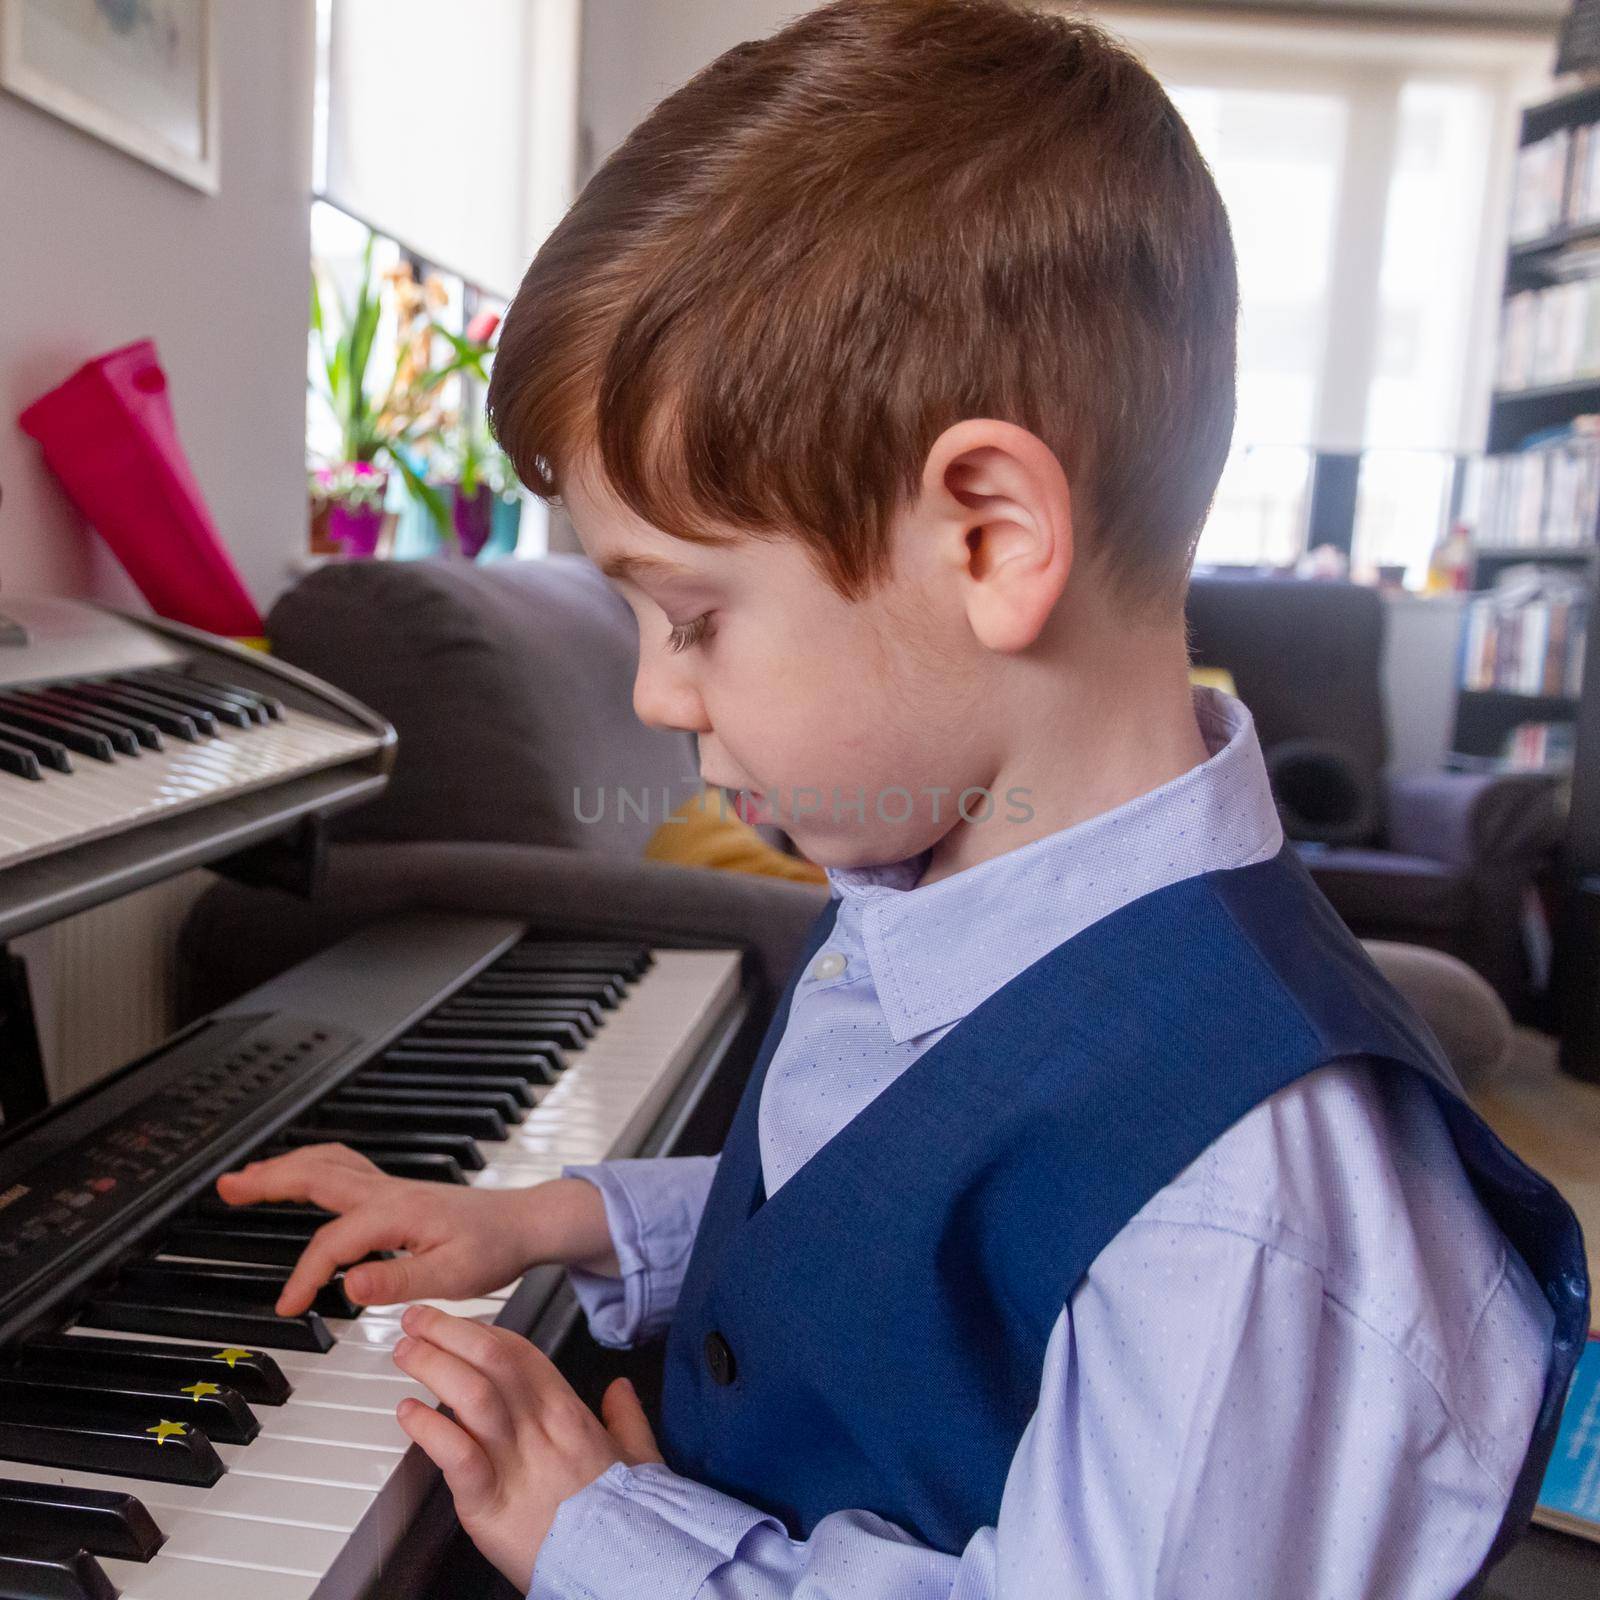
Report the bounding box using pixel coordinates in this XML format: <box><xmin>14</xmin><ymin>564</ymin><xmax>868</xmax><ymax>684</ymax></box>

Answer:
<box><xmin>1084</xmin><ymin>6</ymin><xmax>1554</xmax><ymax>582</ymax></box>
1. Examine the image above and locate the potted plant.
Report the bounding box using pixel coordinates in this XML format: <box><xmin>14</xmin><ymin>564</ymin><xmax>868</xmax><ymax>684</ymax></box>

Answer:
<box><xmin>306</xmin><ymin>233</ymin><xmax>473</xmax><ymax>557</ymax></box>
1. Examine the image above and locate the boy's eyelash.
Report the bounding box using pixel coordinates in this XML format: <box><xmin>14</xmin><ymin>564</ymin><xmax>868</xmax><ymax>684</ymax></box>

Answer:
<box><xmin>666</xmin><ymin>613</ymin><xmax>713</xmax><ymax>653</ymax></box>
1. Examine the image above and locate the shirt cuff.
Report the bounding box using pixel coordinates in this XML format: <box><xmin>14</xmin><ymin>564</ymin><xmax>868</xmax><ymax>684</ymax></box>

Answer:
<box><xmin>561</xmin><ymin>1157</ymin><xmax>718</xmax><ymax>1348</ymax></box>
<box><xmin>529</xmin><ymin>1461</ymin><xmax>779</xmax><ymax>1600</ymax></box>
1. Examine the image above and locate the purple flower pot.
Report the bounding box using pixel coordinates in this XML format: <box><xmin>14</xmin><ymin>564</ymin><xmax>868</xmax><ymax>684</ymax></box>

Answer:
<box><xmin>452</xmin><ymin>485</ymin><xmax>496</xmax><ymax>560</ymax></box>
<box><xmin>327</xmin><ymin>500</ymin><xmax>387</xmax><ymax>557</ymax></box>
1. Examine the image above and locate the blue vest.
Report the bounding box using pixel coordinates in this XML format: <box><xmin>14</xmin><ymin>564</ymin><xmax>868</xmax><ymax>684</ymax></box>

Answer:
<box><xmin>658</xmin><ymin>839</ymin><xmax>1589</xmax><ymax>1590</ymax></box>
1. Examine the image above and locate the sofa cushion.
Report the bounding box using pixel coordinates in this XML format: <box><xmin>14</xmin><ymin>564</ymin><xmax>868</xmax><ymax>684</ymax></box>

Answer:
<box><xmin>265</xmin><ymin>555</ymin><xmax>701</xmax><ymax>857</ymax></box>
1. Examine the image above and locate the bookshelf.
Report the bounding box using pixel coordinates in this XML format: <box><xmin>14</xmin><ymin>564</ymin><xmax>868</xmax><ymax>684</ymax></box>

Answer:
<box><xmin>1475</xmin><ymin>81</ymin><xmax>1600</xmax><ymax>1079</ymax></box>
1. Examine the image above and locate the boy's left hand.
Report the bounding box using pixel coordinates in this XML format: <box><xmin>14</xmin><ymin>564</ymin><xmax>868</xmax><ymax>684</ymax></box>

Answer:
<box><xmin>393</xmin><ymin>1303</ymin><xmax>664</xmax><ymax>1592</ymax></box>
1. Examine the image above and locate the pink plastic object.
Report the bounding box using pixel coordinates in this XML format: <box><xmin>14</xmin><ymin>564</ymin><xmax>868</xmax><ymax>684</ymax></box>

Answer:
<box><xmin>18</xmin><ymin>339</ymin><xmax>264</xmax><ymax>636</ymax></box>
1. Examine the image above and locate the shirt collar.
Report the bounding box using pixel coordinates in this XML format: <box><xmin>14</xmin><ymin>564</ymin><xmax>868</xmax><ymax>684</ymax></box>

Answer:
<box><xmin>823</xmin><ymin>684</ymin><xmax>1285</xmax><ymax>1043</ymax></box>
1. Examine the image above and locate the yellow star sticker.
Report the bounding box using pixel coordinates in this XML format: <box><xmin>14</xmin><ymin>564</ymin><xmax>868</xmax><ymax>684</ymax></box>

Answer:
<box><xmin>146</xmin><ymin>1420</ymin><xmax>187</xmax><ymax>1445</ymax></box>
<box><xmin>210</xmin><ymin>1347</ymin><xmax>253</xmax><ymax>1368</ymax></box>
<box><xmin>181</xmin><ymin>1382</ymin><xmax>221</xmax><ymax>1401</ymax></box>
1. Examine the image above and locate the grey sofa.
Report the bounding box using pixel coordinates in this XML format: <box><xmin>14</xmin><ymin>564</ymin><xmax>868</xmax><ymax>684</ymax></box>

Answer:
<box><xmin>178</xmin><ymin>555</ymin><xmax>1516</xmax><ymax>1089</ymax></box>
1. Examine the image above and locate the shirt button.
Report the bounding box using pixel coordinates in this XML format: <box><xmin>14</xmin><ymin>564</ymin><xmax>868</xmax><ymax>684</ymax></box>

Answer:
<box><xmin>704</xmin><ymin>1330</ymin><xmax>737</xmax><ymax>1386</ymax></box>
<box><xmin>811</xmin><ymin>951</ymin><xmax>847</xmax><ymax>981</ymax></box>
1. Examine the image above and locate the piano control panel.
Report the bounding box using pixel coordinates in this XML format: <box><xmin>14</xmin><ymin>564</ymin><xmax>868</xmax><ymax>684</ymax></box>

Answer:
<box><xmin>0</xmin><ymin>1017</ymin><xmax>359</xmax><ymax>1293</ymax></box>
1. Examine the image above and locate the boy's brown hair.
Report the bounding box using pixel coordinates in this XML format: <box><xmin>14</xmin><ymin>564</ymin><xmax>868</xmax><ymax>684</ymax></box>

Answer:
<box><xmin>487</xmin><ymin>0</ymin><xmax>1237</xmax><ymax>620</ymax></box>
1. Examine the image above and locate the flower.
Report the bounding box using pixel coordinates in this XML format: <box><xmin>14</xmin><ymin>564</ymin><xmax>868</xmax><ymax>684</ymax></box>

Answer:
<box><xmin>466</xmin><ymin>309</ymin><xmax>501</xmax><ymax>345</ymax></box>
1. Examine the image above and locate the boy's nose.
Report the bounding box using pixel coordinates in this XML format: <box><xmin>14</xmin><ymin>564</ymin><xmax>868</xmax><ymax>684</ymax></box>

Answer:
<box><xmin>633</xmin><ymin>655</ymin><xmax>710</xmax><ymax>735</ymax></box>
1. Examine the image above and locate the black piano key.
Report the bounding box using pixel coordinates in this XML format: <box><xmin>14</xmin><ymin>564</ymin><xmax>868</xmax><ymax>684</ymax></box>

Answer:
<box><xmin>354</xmin><ymin>1069</ymin><xmax>537</xmax><ymax>1109</ymax></box>
<box><xmin>81</xmin><ymin>684</ymin><xmax>213</xmax><ymax>740</ymax></box>
<box><xmin>462</xmin><ymin>975</ymin><xmax>623</xmax><ymax>1006</ymax></box>
<box><xmin>364</xmin><ymin>1152</ymin><xmax>468</xmax><ymax>1184</ymax></box>
<box><xmin>130</xmin><ymin>669</ymin><xmax>283</xmax><ymax>722</ymax></box>
<box><xmin>18</xmin><ymin>693</ymin><xmax>143</xmax><ymax>757</ymax></box>
<box><xmin>0</xmin><ymin>1478</ymin><xmax>163</xmax><ymax>1562</ymax></box>
<box><xmin>381</xmin><ymin>1047</ymin><xmax>562</xmax><ymax>1083</ymax></box>
<box><xmin>0</xmin><ymin>1376</ymin><xmax>257</xmax><ymax>1447</ymax></box>
<box><xmin>156</xmin><ymin>1222</ymin><xmax>327</xmax><ymax>1269</ymax></box>
<box><xmin>414</xmin><ymin>1019</ymin><xmax>586</xmax><ymax>1050</ymax></box>
<box><xmin>0</xmin><ymin>1541</ymin><xmax>117</xmax><ymax>1600</ymax></box>
<box><xmin>74</xmin><ymin>1298</ymin><xmax>335</xmax><ymax>1354</ymax></box>
<box><xmin>498</xmin><ymin>940</ymin><xmax>651</xmax><ymax>967</ymax></box>
<box><xmin>127</xmin><ymin>670</ymin><xmax>271</xmax><ymax>725</ymax></box>
<box><xmin>324</xmin><ymin>1083</ymin><xmax>524</xmax><ymax>1123</ymax></box>
<box><xmin>115</xmin><ymin>1261</ymin><xmax>358</xmax><ymax>1322</ymax></box>
<box><xmin>35</xmin><ymin>689</ymin><xmax>162</xmax><ymax>751</ymax></box>
<box><xmin>274</xmin><ymin>1126</ymin><xmax>487</xmax><ymax>1170</ymax></box>
<box><xmin>7</xmin><ymin>1333</ymin><xmax>292</xmax><ymax>1406</ymax></box>
<box><xmin>186</xmin><ymin>1197</ymin><xmax>334</xmax><ymax>1233</ymax></box>
<box><xmin>0</xmin><ymin>722</ymin><xmax>72</xmax><ymax>773</ymax></box>
<box><xmin>104</xmin><ymin>676</ymin><xmax>251</xmax><ymax>729</ymax></box>
<box><xmin>433</xmin><ymin>1003</ymin><xmax>599</xmax><ymax>1037</ymax></box>
<box><xmin>309</xmin><ymin>1098</ymin><xmax>508</xmax><ymax>1142</ymax></box>
<box><xmin>0</xmin><ymin>703</ymin><xmax>115</xmax><ymax>763</ymax></box>
<box><xmin>0</xmin><ymin>1411</ymin><xmax>224</xmax><ymax>1487</ymax></box>
<box><xmin>0</xmin><ymin>738</ymin><xmax>42</xmax><ymax>780</ymax></box>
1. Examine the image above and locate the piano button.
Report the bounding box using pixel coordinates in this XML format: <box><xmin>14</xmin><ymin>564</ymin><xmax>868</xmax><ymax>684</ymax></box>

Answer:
<box><xmin>274</xmin><ymin>1126</ymin><xmax>486</xmax><ymax>1169</ymax></box>
<box><xmin>0</xmin><ymin>722</ymin><xmax>72</xmax><ymax>773</ymax></box>
<box><xmin>113</xmin><ymin>1262</ymin><xmax>359</xmax><ymax>1323</ymax></box>
<box><xmin>23</xmin><ymin>692</ymin><xmax>149</xmax><ymax>755</ymax></box>
<box><xmin>305</xmin><ymin>1100</ymin><xmax>508</xmax><ymax>1141</ymax></box>
<box><xmin>0</xmin><ymin>1412</ymin><xmax>224</xmax><ymax>1488</ymax></box>
<box><xmin>353</xmin><ymin>1070</ymin><xmax>537</xmax><ymax>1109</ymax></box>
<box><xmin>13</xmin><ymin>1335</ymin><xmax>292</xmax><ymax>1407</ymax></box>
<box><xmin>0</xmin><ymin>737</ymin><xmax>43</xmax><ymax>780</ymax></box>
<box><xmin>328</xmin><ymin>1081</ymin><xmax>521</xmax><ymax>1120</ymax></box>
<box><xmin>0</xmin><ymin>703</ymin><xmax>116</xmax><ymax>762</ymax></box>
<box><xmin>0</xmin><ymin>1376</ymin><xmax>258</xmax><ymax>1448</ymax></box>
<box><xmin>74</xmin><ymin>1300</ymin><xmax>335</xmax><ymax>1355</ymax></box>
<box><xmin>0</xmin><ymin>1541</ymin><xmax>117</xmax><ymax>1600</ymax></box>
<box><xmin>107</xmin><ymin>677</ymin><xmax>253</xmax><ymax>729</ymax></box>
<box><xmin>0</xmin><ymin>1478</ymin><xmax>163</xmax><ymax>1562</ymax></box>
<box><xmin>84</xmin><ymin>685</ymin><xmax>213</xmax><ymax>740</ymax></box>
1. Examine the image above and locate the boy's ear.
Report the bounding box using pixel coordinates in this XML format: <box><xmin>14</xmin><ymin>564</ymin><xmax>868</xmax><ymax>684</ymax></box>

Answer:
<box><xmin>922</xmin><ymin>420</ymin><xmax>1074</xmax><ymax>654</ymax></box>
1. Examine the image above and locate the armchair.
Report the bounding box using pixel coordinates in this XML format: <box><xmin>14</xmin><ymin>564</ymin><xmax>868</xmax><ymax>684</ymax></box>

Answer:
<box><xmin>1186</xmin><ymin>573</ymin><xmax>1563</xmax><ymax>1016</ymax></box>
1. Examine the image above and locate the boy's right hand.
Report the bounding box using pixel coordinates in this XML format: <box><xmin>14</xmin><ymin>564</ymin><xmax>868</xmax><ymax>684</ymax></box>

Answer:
<box><xmin>214</xmin><ymin>1144</ymin><xmax>619</xmax><ymax>1317</ymax></box>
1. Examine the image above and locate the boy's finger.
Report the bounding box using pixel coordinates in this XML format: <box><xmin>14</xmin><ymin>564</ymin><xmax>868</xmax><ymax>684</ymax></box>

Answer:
<box><xmin>399</xmin><ymin>1305</ymin><xmax>537</xmax><ymax>1387</ymax></box>
<box><xmin>396</xmin><ymin>1397</ymin><xmax>498</xmax><ymax>1513</ymax></box>
<box><xmin>601</xmin><ymin>1377</ymin><xmax>663</xmax><ymax>1465</ymax></box>
<box><xmin>215</xmin><ymin>1146</ymin><xmax>379</xmax><ymax>1211</ymax></box>
<box><xmin>393</xmin><ymin>1334</ymin><xmax>516</xmax><ymax>1448</ymax></box>
<box><xmin>275</xmin><ymin>1209</ymin><xmax>409</xmax><ymax>1317</ymax></box>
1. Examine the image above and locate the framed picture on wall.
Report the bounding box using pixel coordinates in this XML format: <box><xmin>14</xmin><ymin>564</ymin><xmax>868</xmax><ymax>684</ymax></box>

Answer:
<box><xmin>0</xmin><ymin>0</ymin><xmax>218</xmax><ymax>194</ymax></box>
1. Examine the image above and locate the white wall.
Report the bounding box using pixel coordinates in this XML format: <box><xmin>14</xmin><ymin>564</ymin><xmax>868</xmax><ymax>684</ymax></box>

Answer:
<box><xmin>0</xmin><ymin>0</ymin><xmax>315</xmax><ymax>613</ymax></box>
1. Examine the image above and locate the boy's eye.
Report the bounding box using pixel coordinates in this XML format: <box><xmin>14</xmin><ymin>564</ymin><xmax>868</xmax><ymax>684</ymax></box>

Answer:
<box><xmin>666</xmin><ymin>613</ymin><xmax>713</xmax><ymax>653</ymax></box>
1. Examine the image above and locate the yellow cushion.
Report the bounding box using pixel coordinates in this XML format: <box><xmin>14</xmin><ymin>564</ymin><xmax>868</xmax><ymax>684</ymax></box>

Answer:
<box><xmin>642</xmin><ymin>668</ymin><xmax>1236</xmax><ymax>880</ymax></box>
<box><xmin>644</xmin><ymin>787</ymin><xmax>828</xmax><ymax>883</ymax></box>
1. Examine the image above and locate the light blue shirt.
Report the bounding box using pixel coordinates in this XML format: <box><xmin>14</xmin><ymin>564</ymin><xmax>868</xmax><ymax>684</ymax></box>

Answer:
<box><xmin>534</xmin><ymin>685</ymin><xmax>1553</xmax><ymax>1600</ymax></box>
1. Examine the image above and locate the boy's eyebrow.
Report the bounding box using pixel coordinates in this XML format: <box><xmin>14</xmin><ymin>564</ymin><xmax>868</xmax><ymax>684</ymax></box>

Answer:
<box><xmin>599</xmin><ymin>553</ymin><xmax>706</xmax><ymax>585</ymax></box>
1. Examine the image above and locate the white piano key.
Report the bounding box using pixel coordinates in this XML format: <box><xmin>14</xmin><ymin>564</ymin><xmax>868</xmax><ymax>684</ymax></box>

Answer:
<box><xmin>258</xmin><ymin>1401</ymin><xmax>410</xmax><ymax>1453</ymax></box>
<box><xmin>100</xmin><ymin>1555</ymin><xmax>321</xmax><ymax>1600</ymax></box>
<box><xmin>0</xmin><ymin>1456</ymin><xmax>376</xmax><ymax>1531</ymax></box>
<box><xmin>279</xmin><ymin>1369</ymin><xmax>431</xmax><ymax>1412</ymax></box>
<box><xmin>213</xmin><ymin>1438</ymin><xmax>397</xmax><ymax>1492</ymax></box>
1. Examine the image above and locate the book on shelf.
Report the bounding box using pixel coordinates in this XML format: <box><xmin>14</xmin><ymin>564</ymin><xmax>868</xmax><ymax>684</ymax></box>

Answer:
<box><xmin>1464</xmin><ymin>424</ymin><xmax>1600</xmax><ymax>551</ymax></box>
<box><xmin>1512</xmin><ymin>126</ymin><xmax>1574</xmax><ymax>243</ymax></box>
<box><xmin>1535</xmin><ymin>1335</ymin><xmax>1600</xmax><ymax>1544</ymax></box>
<box><xmin>1498</xmin><ymin>282</ymin><xmax>1600</xmax><ymax>391</ymax></box>
<box><xmin>1504</xmin><ymin>719</ymin><xmax>1577</xmax><ymax>769</ymax></box>
<box><xmin>1461</xmin><ymin>566</ymin><xmax>1589</xmax><ymax>696</ymax></box>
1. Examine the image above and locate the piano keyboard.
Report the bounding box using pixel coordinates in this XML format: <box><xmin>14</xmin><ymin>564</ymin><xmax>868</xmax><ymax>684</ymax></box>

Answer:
<box><xmin>0</xmin><ymin>916</ymin><xmax>749</xmax><ymax>1599</ymax></box>
<box><xmin>0</xmin><ymin>665</ymin><xmax>380</xmax><ymax>871</ymax></box>
<box><xmin>0</xmin><ymin>597</ymin><xmax>392</xmax><ymax>947</ymax></box>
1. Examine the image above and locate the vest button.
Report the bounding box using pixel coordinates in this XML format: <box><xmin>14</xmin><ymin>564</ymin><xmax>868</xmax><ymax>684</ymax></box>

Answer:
<box><xmin>704</xmin><ymin>1330</ymin><xmax>737</xmax><ymax>1386</ymax></box>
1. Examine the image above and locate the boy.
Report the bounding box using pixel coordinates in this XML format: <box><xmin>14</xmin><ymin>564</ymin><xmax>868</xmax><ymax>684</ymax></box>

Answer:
<box><xmin>219</xmin><ymin>2</ymin><xmax>1588</xmax><ymax>1595</ymax></box>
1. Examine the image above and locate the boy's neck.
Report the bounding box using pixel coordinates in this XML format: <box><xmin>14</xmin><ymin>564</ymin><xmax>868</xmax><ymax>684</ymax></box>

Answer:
<box><xmin>915</xmin><ymin>653</ymin><xmax>1213</xmax><ymax>891</ymax></box>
